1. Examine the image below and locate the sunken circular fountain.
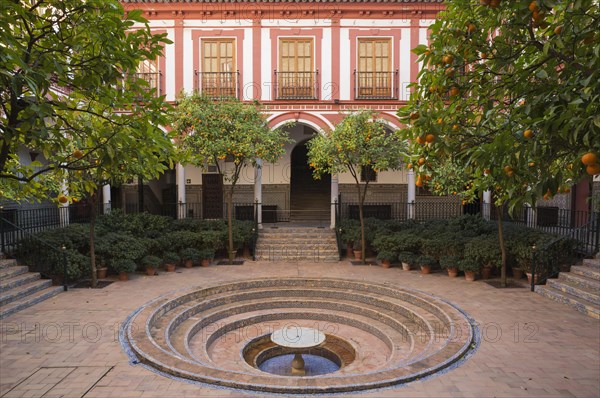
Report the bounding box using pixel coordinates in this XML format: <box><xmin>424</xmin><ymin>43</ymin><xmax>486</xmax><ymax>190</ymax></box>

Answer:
<box><xmin>120</xmin><ymin>278</ymin><xmax>479</xmax><ymax>395</ymax></box>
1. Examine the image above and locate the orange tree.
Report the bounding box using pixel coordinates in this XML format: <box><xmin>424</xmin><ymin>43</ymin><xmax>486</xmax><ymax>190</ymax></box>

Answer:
<box><xmin>397</xmin><ymin>0</ymin><xmax>600</xmax><ymax>286</ymax></box>
<box><xmin>0</xmin><ymin>0</ymin><xmax>171</xmax><ymax>202</ymax></box>
<box><xmin>307</xmin><ymin>110</ymin><xmax>407</xmax><ymax>263</ymax></box>
<box><xmin>171</xmin><ymin>94</ymin><xmax>291</xmax><ymax>263</ymax></box>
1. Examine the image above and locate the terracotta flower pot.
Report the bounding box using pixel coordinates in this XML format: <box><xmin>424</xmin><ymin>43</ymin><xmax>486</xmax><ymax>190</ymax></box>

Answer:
<box><xmin>96</xmin><ymin>267</ymin><xmax>108</xmax><ymax>279</ymax></box>
<box><xmin>346</xmin><ymin>244</ymin><xmax>354</xmax><ymax>259</ymax></box>
<box><xmin>184</xmin><ymin>259</ymin><xmax>194</xmax><ymax>268</ymax></box>
<box><xmin>353</xmin><ymin>250</ymin><xmax>363</xmax><ymax>261</ymax></box>
<box><xmin>165</xmin><ymin>263</ymin><xmax>176</xmax><ymax>272</ymax></box>
<box><xmin>201</xmin><ymin>258</ymin><xmax>211</xmax><ymax>267</ymax></box>
<box><xmin>118</xmin><ymin>271</ymin><xmax>128</xmax><ymax>281</ymax></box>
<box><xmin>447</xmin><ymin>267</ymin><xmax>458</xmax><ymax>278</ymax></box>
<box><xmin>526</xmin><ymin>272</ymin><xmax>539</xmax><ymax>285</ymax></box>
<box><xmin>464</xmin><ymin>271</ymin><xmax>476</xmax><ymax>281</ymax></box>
<box><xmin>402</xmin><ymin>262</ymin><xmax>411</xmax><ymax>271</ymax></box>
<box><xmin>481</xmin><ymin>266</ymin><xmax>492</xmax><ymax>280</ymax></box>
<box><xmin>512</xmin><ymin>268</ymin><xmax>523</xmax><ymax>280</ymax></box>
<box><xmin>420</xmin><ymin>264</ymin><xmax>431</xmax><ymax>274</ymax></box>
<box><xmin>145</xmin><ymin>267</ymin><xmax>156</xmax><ymax>276</ymax></box>
<box><xmin>381</xmin><ymin>259</ymin><xmax>391</xmax><ymax>268</ymax></box>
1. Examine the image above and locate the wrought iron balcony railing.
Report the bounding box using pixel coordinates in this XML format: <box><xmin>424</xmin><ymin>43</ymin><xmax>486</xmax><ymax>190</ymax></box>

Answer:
<box><xmin>195</xmin><ymin>71</ymin><xmax>240</xmax><ymax>99</ymax></box>
<box><xmin>354</xmin><ymin>70</ymin><xmax>399</xmax><ymax>100</ymax></box>
<box><xmin>131</xmin><ymin>72</ymin><xmax>162</xmax><ymax>97</ymax></box>
<box><xmin>274</xmin><ymin>70</ymin><xmax>319</xmax><ymax>100</ymax></box>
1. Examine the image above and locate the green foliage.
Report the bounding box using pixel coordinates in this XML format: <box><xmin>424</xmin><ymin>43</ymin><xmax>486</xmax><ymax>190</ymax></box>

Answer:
<box><xmin>198</xmin><ymin>248</ymin><xmax>215</xmax><ymax>260</ymax></box>
<box><xmin>416</xmin><ymin>255</ymin><xmax>437</xmax><ymax>267</ymax></box>
<box><xmin>439</xmin><ymin>255</ymin><xmax>461</xmax><ymax>270</ymax></box>
<box><xmin>180</xmin><ymin>248</ymin><xmax>201</xmax><ymax>261</ymax></box>
<box><xmin>397</xmin><ymin>0</ymin><xmax>600</xmax><ymax>210</ymax></box>
<box><xmin>111</xmin><ymin>259</ymin><xmax>137</xmax><ymax>274</ymax></box>
<box><xmin>395</xmin><ymin>234</ymin><xmax>422</xmax><ymax>254</ymax></box>
<box><xmin>339</xmin><ymin>219</ymin><xmax>361</xmax><ymax>244</ymax></box>
<box><xmin>0</xmin><ymin>0</ymin><xmax>175</xmax><ymax>202</ymax></box>
<box><xmin>464</xmin><ymin>236</ymin><xmax>502</xmax><ymax>268</ymax></box>
<box><xmin>398</xmin><ymin>251</ymin><xmax>417</xmax><ymax>265</ymax></box>
<box><xmin>458</xmin><ymin>258</ymin><xmax>481</xmax><ymax>273</ymax></box>
<box><xmin>376</xmin><ymin>251</ymin><xmax>396</xmax><ymax>262</ymax></box>
<box><xmin>141</xmin><ymin>255</ymin><xmax>161</xmax><ymax>268</ymax></box>
<box><xmin>163</xmin><ymin>251</ymin><xmax>180</xmax><ymax>264</ymax></box>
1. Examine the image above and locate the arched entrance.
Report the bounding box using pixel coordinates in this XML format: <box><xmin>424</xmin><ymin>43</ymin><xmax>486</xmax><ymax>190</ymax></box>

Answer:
<box><xmin>290</xmin><ymin>138</ymin><xmax>331</xmax><ymax>223</ymax></box>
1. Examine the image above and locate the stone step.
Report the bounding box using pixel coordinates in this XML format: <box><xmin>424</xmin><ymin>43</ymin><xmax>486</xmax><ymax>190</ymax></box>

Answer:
<box><xmin>0</xmin><ymin>265</ymin><xmax>29</xmax><ymax>281</ymax></box>
<box><xmin>558</xmin><ymin>272</ymin><xmax>600</xmax><ymax>291</ymax></box>
<box><xmin>0</xmin><ymin>278</ymin><xmax>54</xmax><ymax>306</ymax></box>
<box><xmin>570</xmin><ymin>265</ymin><xmax>600</xmax><ymax>281</ymax></box>
<box><xmin>0</xmin><ymin>286</ymin><xmax>63</xmax><ymax>320</ymax></box>
<box><xmin>582</xmin><ymin>258</ymin><xmax>600</xmax><ymax>270</ymax></box>
<box><xmin>535</xmin><ymin>285</ymin><xmax>600</xmax><ymax>319</ymax></box>
<box><xmin>0</xmin><ymin>259</ymin><xmax>17</xmax><ymax>269</ymax></box>
<box><xmin>546</xmin><ymin>279</ymin><xmax>600</xmax><ymax>305</ymax></box>
<box><xmin>0</xmin><ymin>271</ymin><xmax>41</xmax><ymax>292</ymax></box>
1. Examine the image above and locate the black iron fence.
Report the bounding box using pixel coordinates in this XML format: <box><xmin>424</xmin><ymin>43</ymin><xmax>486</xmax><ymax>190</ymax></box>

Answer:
<box><xmin>194</xmin><ymin>71</ymin><xmax>240</xmax><ymax>99</ymax></box>
<box><xmin>354</xmin><ymin>70</ymin><xmax>399</xmax><ymax>100</ymax></box>
<box><xmin>274</xmin><ymin>70</ymin><xmax>319</xmax><ymax>100</ymax></box>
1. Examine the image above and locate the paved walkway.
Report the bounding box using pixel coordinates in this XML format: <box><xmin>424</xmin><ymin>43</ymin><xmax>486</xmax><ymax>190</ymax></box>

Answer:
<box><xmin>1</xmin><ymin>260</ymin><xmax>598</xmax><ymax>398</ymax></box>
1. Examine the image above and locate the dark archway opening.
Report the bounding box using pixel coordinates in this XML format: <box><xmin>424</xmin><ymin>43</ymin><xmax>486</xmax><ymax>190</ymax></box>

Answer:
<box><xmin>290</xmin><ymin>138</ymin><xmax>331</xmax><ymax>223</ymax></box>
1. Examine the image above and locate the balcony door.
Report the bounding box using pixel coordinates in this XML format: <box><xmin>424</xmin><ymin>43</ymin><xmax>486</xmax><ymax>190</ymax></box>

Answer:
<box><xmin>135</xmin><ymin>59</ymin><xmax>161</xmax><ymax>96</ymax></box>
<box><xmin>201</xmin><ymin>39</ymin><xmax>237</xmax><ymax>98</ymax></box>
<box><xmin>357</xmin><ymin>38</ymin><xmax>393</xmax><ymax>99</ymax></box>
<box><xmin>278</xmin><ymin>39</ymin><xmax>315</xmax><ymax>99</ymax></box>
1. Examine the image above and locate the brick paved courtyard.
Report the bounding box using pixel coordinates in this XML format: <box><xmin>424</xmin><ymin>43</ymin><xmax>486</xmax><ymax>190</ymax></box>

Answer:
<box><xmin>1</xmin><ymin>261</ymin><xmax>598</xmax><ymax>398</ymax></box>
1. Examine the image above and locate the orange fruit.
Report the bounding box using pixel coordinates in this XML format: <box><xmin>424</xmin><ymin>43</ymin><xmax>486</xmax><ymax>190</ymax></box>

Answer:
<box><xmin>506</xmin><ymin>170</ymin><xmax>514</xmax><ymax>177</ymax></box>
<box><xmin>442</xmin><ymin>54</ymin><xmax>454</xmax><ymax>65</ymax></box>
<box><xmin>448</xmin><ymin>86</ymin><xmax>460</xmax><ymax>97</ymax></box>
<box><xmin>410</xmin><ymin>111</ymin><xmax>420</xmax><ymax>120</ymax></box>
<box><xmin>480</xmin><ymin>0</ymin><xmax>490</xmax><ymax>5</ymax></box>
<box><xmin>528</xmin><ymin>162</ymin><xmax>536</xmax><ymax>167</ymax></box>
<box><xmin>452</xmin><ymin>124</ymin><xmax>459</xmax><ymax>130</ymax></box>
<box><xmin>480</xmin><ymin>52</ymin><xmax>488</xmax><ymax>59</ymax></box>
<box><xmin>504</xmin><ymin>165</ymin><xmax>513</xmax><ymax>173</ymax></box>
<box><xmin>445</xmin><ymin>67</ymin><xmax>455</xmax><ymax>76</ymax></box>
<box><xmin>416</xmin><ymin>136</ymin><xmax>425</xmax><ymax>145</ymax></box>
<box><xmin>416</xmin><ymin>175</ymin><xmax>424</xmax><ymax>187</ymax></box>
<box><xmin>528</xmin><ymin>0</ymin><xmax>538</xmax><ymax>12</ymax></box>
<box><xmin>418</xmin><ymin>157</ymin><xmax>426</xmax><ymax>166</ymax></box>
<box><xmin>581</xmin><ymin>152</ymin><xmax>598</xmax><ymax>165</ymax></box>
<box><xmin>587</xmin><ymin>163</ymin><xmax>600</xmax><ymax>175</ymax></box>
<box><xmin>554</xmin><ymin>25</ymin><xmax>563</xmax><ymax>35</ymax></box>
<box><xmin>523</xmin><ymin>129</ymin><xmax>534</xmax><ymax>139</ymax></box>
<box><xmin>437</xmin><ymin>118</ymin><xmax>443</xmax><ymax>125</ymax></box>
<box><xmin>58</xmin><ymin>195</ymin><xmax>68</xmax><ymax>204</ymax></box>
<box><xmin>564</xmin><ymin>188</ymin><xmax>571</xmax><ymax>193</ymax></box>
<box><xmin>407</xmin><ymin>163</ymin><xmax>413</xmax><ymax>170</ymax></box>
<box><xmin>73</xmin><ymin>149</ymin><xmax>84</xmax><ymax>159</ymax></box>
<box><xmin>489</xmin><ymin>0</ymin><xmax>500</xmax><ymax>8</ymax></box>
<box><xmin>484</xmin><ymin>168</ymin><xmax>492</xmax><ymax>175</ymax></box>
<box><xmin>425</xmin><ymin>134</ymin><xmax>436</xmax><ymax>143</ymax></box>
<box><xmin>467</xmin><ymin>23</ymin><xmax>476</xmax><ymax>34</ymax></box>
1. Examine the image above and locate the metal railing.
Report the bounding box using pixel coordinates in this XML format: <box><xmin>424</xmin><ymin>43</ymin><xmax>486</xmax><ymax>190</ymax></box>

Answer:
<box><xmin>531</xmin><ymin>213</ymin><xmax>600</xmax><ymax>291</ymax></box>
<box><xmin>354</xmin><ymin>70</ymin><xmax>399</xmax><ymax>99</ymax></box>
<box><xmin>0</xmin><ymin>215</ymin><xmax>68</xmax><ymax>291</ymax></box>
<box><xmin>131</xmin><ymin>72</ymin><xmax>162</xmax><ymax>97</ymax></box>
<box><xmin>194</xmin><ymin>71</ymin><xmax>240</xmax><ymax>99</ymax></box>
<box><xmin>274</xmin><ymin>70</ymin><xmax>319</xmax><ymax>100</ymax></box>
<box><xmin>334</xmin><ymin>199</ymin><xmax>343</xmax><ymax>260</ymax></box>
<box><xmin>252</xmin><ymin>201</ymin><xmax>259</xmax><ymax>261</ymax></box>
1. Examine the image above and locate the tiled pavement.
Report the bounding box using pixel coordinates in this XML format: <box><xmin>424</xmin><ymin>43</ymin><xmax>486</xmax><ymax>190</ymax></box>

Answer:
<box><xmin>0</xmin><ymin>260</ymin><xmax>598</xmax><ymax>398</ymax></box>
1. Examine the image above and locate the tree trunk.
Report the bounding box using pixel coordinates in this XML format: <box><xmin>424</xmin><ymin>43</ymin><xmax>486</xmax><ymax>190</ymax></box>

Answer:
<box><xmin>356</xmin><ymin>182</ymin><xmax>366</xmax><ymax>264</ymax></box>
<box><xmin>89</xmin><ymin>192</ymin><xmax>98</xmax><ymax>288</ymax></box>
<box><xmin>227</xmin><ymin>189</ymin><xmax>234</xmax><ymax>264</ymax></box>
<box><xmin>495</xmin><ymin>204</ymin><xmax>507</xmax><ymax>288</ymax></box>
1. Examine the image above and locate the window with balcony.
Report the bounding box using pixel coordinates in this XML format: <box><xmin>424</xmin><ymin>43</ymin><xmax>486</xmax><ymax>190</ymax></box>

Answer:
<box><xmin>355</xmin><ymin>39</ymin><xmax>397</xmax><ymax>100</ymax></box>
<box><xmin>134</xmin><ymin>59</ymin><xmax>161</xmax><ymax>97</ymax></box>
<box><xmin>197</xmin><ymin>39</ymin><xmax>238</xmax><ymax>99</ymax></box>
<box><xmin>275</xmin><ymin>39</ymin><xmax>318</xmax><ymax>100</ymax></box>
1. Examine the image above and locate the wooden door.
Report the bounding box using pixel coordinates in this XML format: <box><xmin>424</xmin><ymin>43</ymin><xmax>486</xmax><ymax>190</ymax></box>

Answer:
<box><xmin>202</xmin><ymin>174</ymin><xmax>223</xmax><ymax>219</ymax></box>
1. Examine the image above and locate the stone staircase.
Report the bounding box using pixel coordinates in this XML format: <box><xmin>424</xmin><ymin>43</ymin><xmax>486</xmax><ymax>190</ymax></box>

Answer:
<box><xmin>535</xmin><ymin>254</ymin><xmax>600</xmax><ymax>319</ymax></box>
<box><xmin>0</xmin><ymin>258</ymin><xmax>63</xmax><ymax>320</ymax></box>
<box><xmin>254</xmin><ymin>226</ymin><xmax>339</xmax><ymax>262</ymax></box>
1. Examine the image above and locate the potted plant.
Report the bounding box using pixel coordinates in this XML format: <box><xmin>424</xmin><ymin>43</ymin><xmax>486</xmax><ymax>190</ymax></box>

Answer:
<box><xmin>180</xmin><ymin>248</ymin><xmax>201</xmax><ymax>268</ymax></box>
<box><xmin>163</xmin><ymin>251</ymin><xmax>179</xmax><ymax>272</ymax></box>
<box><xmin>464</xmin><ymin>236</ymin><xmax>501</xmax><ymax>280</ymax></box>
<box><xmin>440</xmin><ymin>255</ymin><xmax>460</xmax><ymax>277</ymax></box>
<box><xmin>111</xmin><ymin>258</ymin><xmax>137</xmax><ymax>281</ymax></box>
<box><xmin>376</xmin><ymin>251</ymin><xmax>396</xmax><ymax>268</ymax></box>
<box><xmin>142</xmin><ymin>255</ymin><xmax>161</xmax><ymax>276</ymax></box>
<box><xmin>199</xmin><ymin>248</ymin><xmax>215</xmax><ymax>267</ymax></box>
<box><xmin>458</xmin><ymin>258</ymin><xmax>480</xmax><ymax>281</ymax></box>
<box><xmin>398</xmin><ymin>252</ymin><xmax>415</xmax><ymax>271</ymax></box>
<box><xmin>416</xmin><ymin>255</ymin><xmax>436</xmax><ymax>274</ymax></box>
<box><xmin>353</xmin><ymin>239</ymin><xmax>363</xmax><ymax>261</ymax></box>
<box><xmin>96</xmin><ymin>257</ymin><xmax>108</xmax><ymax>279</ymax></box>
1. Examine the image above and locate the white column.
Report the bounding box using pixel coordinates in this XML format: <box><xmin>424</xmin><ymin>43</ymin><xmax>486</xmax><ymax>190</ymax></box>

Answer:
<box><xmin>330</xmin><ymin>174</ymin><xmax>339</xmax><ymax>229</ymax></box>
<box><xmin>407</xmin><ymin>170</ymin><xmax>416</xmax><ymax>220</ymax></box>
<box><xmin>59</xmin><ymin>179</ymin><xmax>70</xmax><ymax>227</ymax></box>
<box><xmin>102</xmin><ymin>184</ymin><xmax>111</xmax><ymax>214</ymax></box>
<box><xmin>482</xmin><ymin>190</ymin><xmax>492</xmax><ymax>220</ymax></box>
<box><xmin>176</xmin><ymin>163</ymin><xmax>186</xmax><ymax>219</ymax></box>
<box><xmin>254</xmin><ymin>159</ymin><xmax>263</xmax><ymax>228</ymax></box>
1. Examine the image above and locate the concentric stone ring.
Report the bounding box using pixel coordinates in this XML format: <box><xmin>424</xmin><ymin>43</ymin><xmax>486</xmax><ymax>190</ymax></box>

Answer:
<box><xmin>120</xmin><ymin>278</ymin><xmax>478</xmax><ymax>394</ymax></box>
